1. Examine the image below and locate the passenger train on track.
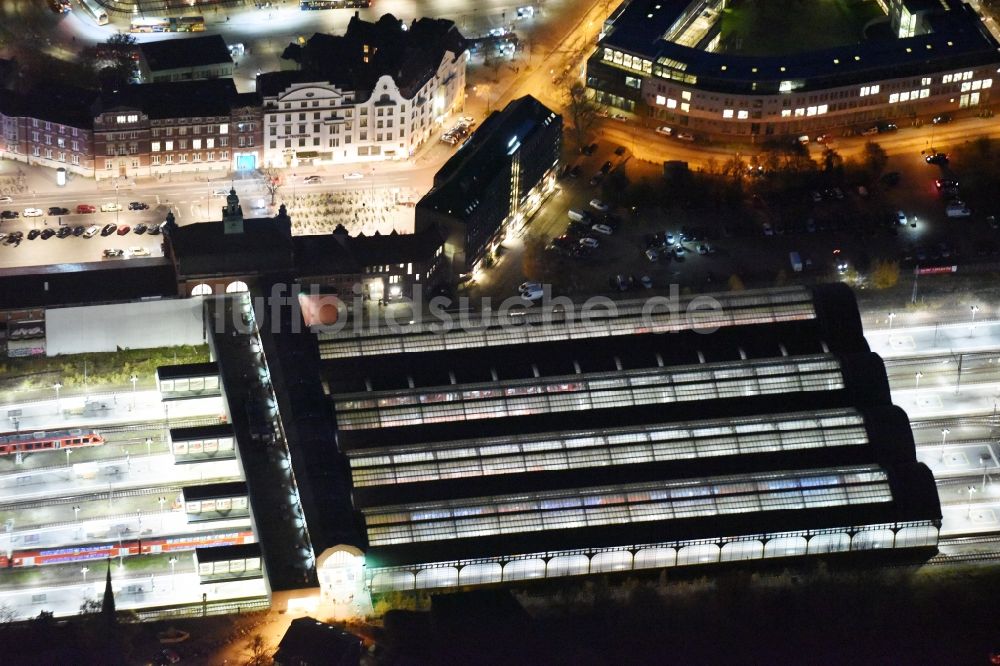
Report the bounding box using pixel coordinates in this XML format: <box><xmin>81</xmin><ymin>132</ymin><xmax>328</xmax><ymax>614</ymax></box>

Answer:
<box><xmin>0</xmin><ymin>428</ymin><xmax>105</xmax><ymax>456</ymax></box>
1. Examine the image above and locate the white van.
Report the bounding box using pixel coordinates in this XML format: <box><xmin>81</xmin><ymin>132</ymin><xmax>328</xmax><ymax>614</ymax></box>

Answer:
<box><xmin>567</xmin><ymin>209</ymin><xmax>590</xmax><ymax>223</ymax></box>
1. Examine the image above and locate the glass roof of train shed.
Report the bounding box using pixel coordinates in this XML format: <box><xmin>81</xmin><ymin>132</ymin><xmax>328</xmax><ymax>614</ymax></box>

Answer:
<box><xmin>348</xmin><ymin>408</ymin><xmax>869</xmax><ymax>490</ymax></box>
<box><xmin>361</xmin><ymin>464</ymin><xmax>894</xmax><ymax>548</ymax></box>
<box><xmin>318</xmin><ymin>287</ymin><xmax>819</xmax><ymax>360</ymax></box>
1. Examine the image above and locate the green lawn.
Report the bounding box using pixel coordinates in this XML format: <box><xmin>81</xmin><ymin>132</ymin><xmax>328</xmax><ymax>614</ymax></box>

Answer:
<box><xmin>718</xmin><ymin>0</ymin><xmax>886</xmax><ymax>56</ymax></box>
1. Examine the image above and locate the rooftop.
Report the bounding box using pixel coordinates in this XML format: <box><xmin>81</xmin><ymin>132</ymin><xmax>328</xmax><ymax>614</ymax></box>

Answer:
<box><xmin>598</xmin><ymin>0</ymin><xmax>1000</xmax><ymax>93</ymax></box>
<box><xmin>279</xmin><ymin>13</ymin><xmax>466</xmax><ymax>100</ymax></box>
<box><xmin>98</xmin><ymin>78</ymin><xmax>241</xmax><ymax>120</ymax></box>
<box><xmin>138</xmin><ymin>34</ymin><xmax>233</xmax><ymax>72</ymax></box>
<box><xmin>417</xmin><ymin>95</ymin><xmax>559</xmax><ymax>221</ymax></box>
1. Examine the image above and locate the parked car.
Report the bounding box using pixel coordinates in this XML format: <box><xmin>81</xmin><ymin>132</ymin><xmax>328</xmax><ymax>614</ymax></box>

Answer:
<box><xmin>303</xmin><ymin>175</ymin><xmax>322</xmax><ymax>184</ymax></box>
<box><xmin>0</xmin><ymin>210</ymin><xmax>18</xmax><ymax>219</ymax></box>
<box><xmin>935</xmin><ymin>178</ymin><xmax>958</xmax><ymax>190</ymax></box>
<box><xmin>83</xmin><ymin>225</ymin><xmax>100</xmax><ymax>238</ymax></box>
<box><xmin>655</xmin><ymin>126</ymin><xmax>672</xmax><ymax>136</ymax></box>
<box><xmin>101</xmin><ymin>223</ymin><xmax>117</xmax><ymax>236</ymax></box>
<box><xmin>146</xmin><ymin>222</ymin><xmax>162</xmax><ymax>235</ymax></box>
<box><xmin>862</xmin><ymin>126</ymin><xmax>879</xmax><ymax>136</ymax></box>
<box><xmin>591</xmin><ymin>223</ymin><xmax>614</xmax><ymax>236</ymax></box>
<box><xmin>579</xmin><ymin>236</ymin><xmax>600</xmax><ymax>249</ymax></box>
<box><xmin>519</xmin><ymin>281</ymin><xmax>542</xmax><ymax>293</ymax></box>
<box><xmin>27</xmin><ymin>229</ymin><xmax>40</xmax><ymax>240</ymax></box>
<box><xmin>589</xmin><ymin>199</ymin><xmax>610</xmax><ymax>212</ymax></box>
<box><xmin>932</xmin><ymin>114</ymin><xmax>952</xmax><ymax>124</ymax></box>
<box><xmin>128</xmin><ymin>201</ymin><xmax>150</xmax><ymax>210</ymax></box>
<box><xmin>72</xmin><ymin>225</ymin><xmax>85</xmax><ymax>236</ymax></box>
<box><xmin>117</xmin><ymin>225</ymin><xmax>131</xmax><ymax>235</ymax></box>
<box><xmin>100</xmin><ymin>202</ymin><xmax>122</xmax><ymax>212</ymax></box>
<box><xmin>640</xmin><ymin>275</ymin><xmax>653</xmax><ymax>289</ymax></box>
<box><xmin>600</xmin><ymin>161</ymin><xmax>613</xmax><ymax>174</ymax></box>
<box><xmin>40</xmin><ymin>228</ymin><xmax>55</xmax><ymax>240</ymax></box>
<box><xmin>47</xmin><ymin>206</ymin><xmax>69</xmax><ymax>216</ymax></box>
<box><xmin>134</xmin><ymin>223</ymin><xmax>148</xmax><ymax>234</ymax></box>
<box><xmin>343</xmin><ymin>172</ymin><xmax>364</xmax><ymax>180</ymax></box>
<box><xmin>582</xmin><ymin>142</ymin><xmax>598</xmax><ymax>155</ymax></box>
<box><xmin>76</xmin><ymin>204</ymin><xmax>96</xmax><ymax>214</ymax></box>
<box><xmin>128</xmin><ymin>246</ymin><xmax>150</xmax><ymax>257</ymax></box>
<box><xmin>56</xmin><ymin>226</ymin><xmax>72</xmax><ymax>238</ymax></box>
<box><xmin>103</xmin><ymin>248</ymin><xmax>124</xmax><ymax>258</ymax></box>
<box><xmin>210</xmin><ymin>188</ymin><xmax>230</xmax><ymax>197</ymax></box>
<box><xmin>0</xmin><ymin>196</ymin><xmax>12</xmax><ymax>204</ymax></box>
<box><xmin>614</xmin><ymin>146</ymin><xmax>626</xmax><ymax>156</ymax></box>
<box><xmin>23</xmin><ymin>208</ymin><xmax>43</xmax><ymax>217</ymax></box>
<box><xmin>896</xmin><ymin>210</ymin><xmax>908</xmax><ymax>225</ymax></box>
<box><xmin>645</xmin><ymin>248</ymin><xmax>659</xmax><ymax>262</ymax></box>
<box><xmin>676</xmin><ymin>132</ymin><xmax>695</xmax><ymax>141</ymax></box>
<box><xmin>925</xmin><ymin>153</ymin><xmax>949</xmax><ymax>165</ymax></box>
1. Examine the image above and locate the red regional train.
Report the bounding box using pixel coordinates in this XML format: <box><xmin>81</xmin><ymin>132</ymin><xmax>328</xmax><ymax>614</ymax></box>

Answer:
<box><xmin>0</xmin><ymin>530</ymin><xmax>255</xmax><ymax>567</ymax></box>
<box><xmin>0</xmin><ymin>428</ymin><xmax>105</xmax><ymax>456</ymax></box>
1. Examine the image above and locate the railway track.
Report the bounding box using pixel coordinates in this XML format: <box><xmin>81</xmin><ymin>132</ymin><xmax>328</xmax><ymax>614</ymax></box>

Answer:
<box><xmin>910</xmin><ymin>415</ymin><xmax>999</xmax><ymax>430</ymax></box>
<box><xmin>0</xmin><ymin>476</ymin><xmax>238</xmax><ymax>512</ymax></box>
<box><xmin>100</xmin><ymin>415</ymin><xmax>222</xmax><ymax>435</ymax></box>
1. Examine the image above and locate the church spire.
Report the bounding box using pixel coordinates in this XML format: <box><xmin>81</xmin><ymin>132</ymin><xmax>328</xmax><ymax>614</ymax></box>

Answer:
<box><xmin>102</xmin><ymin>558</ymin><xmax>116</xmax><ymax>622</ymax></box>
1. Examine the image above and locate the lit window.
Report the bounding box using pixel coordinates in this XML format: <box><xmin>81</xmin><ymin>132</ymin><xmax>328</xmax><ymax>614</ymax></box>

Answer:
<box><xmin>942</xmin><ymin>74</ymin><xmax>953</xmax><ymax>84</ymax></box>
<box><xmin>919</xmin><ymin>89</ymin><xmax>929</xmax><ymax>98</ymax></box>
<box><xmin>682</xmin><ymin>90</ymin><xmax>691</xmax><ymax>101</ymax></box>
<box><xmin>219</xmin><ymin>123</ymin><xmax>228</xmax><ymax>134</ymax></box>
<box><xmin>680</xmin><ymin>102</ymin><xmax>690</xmax><ymax>112</ymax></box>
<box><xmin>151</xmin><ymin>142</ymin><xmax>160</xmax><ymax>152</ymax></box>
<box><xmin>807</xmin><ymin>106</ymin><xmax>816</xmax><ymax>116</ymax></box>
<box><xmin>737</xmin><ymin>110</ymin><xmax>748</xmax><ymax>119</ymax></box>
<box><xmin>888</xmin><ymin>93</ymin><xmax>899</xmax><ymax>103</ymax></box>
<box><xmin>722</xmin><ymin>109</ymin><xmax>734</xmax><ymax>118</ymax></box>
<box><xmin>206</xmin><ymin>138</ymin><xmax>215</xmax><ymax>148</ymax></box>
<box><xmin>656</xmin><ymin>95</ymin><xmax>666</xmax><ymax>105</ymax></box>
<box><xmin>165</xmin><ymin>141</ymin><xmax>174</xmax><ymax>150</ymax></box>
<box><xmin>983</xmin><ymin>79</ymin><xmax>993</xmax><ymax>88</ymax></box>
<box><xmin>781</xmin><ymin>109</ymin><xmax>792</xmax><ymax>117</ymax></box>
<box><xmin>963</xmin><ymin>71</ymin><xmax>973</xmax><ymax>80</ymax></box>
<box><xmin>666</xmin><ymin>98</ymin><xmax>677</xmax><ymax>109</ymax></box>
<box><xmin>921</xmin><ymin>77</ymin><xmax>931</xmax><ymax>86</ymax></box>
<box><xmin>794</xmin><ymin>108</ymin><xmax>805</xmax><ymax>117</ymax></box>
<box><xmin>972</xmin><ymin>80</ymin><xmax>982</xmax><ymax>91</ymax></box>
<box><xmin>860</xmin><ymin>86</ymin><xmax>870</xmax><ymax>96</ymax></box>
<box><xmin>900</xmin><ymin>91</ymin><xmax>910</xmax><ymax>102</ymax></box>
<box><xmin>192</xmin><ymin>139</ymin><xmax>202</xmax><ymax>150</ymax></box>
<box><xmin>961</xmin><ymin>82</ymin><xmax>971</xmax><ymax>92</ymax></box>
<box><xmin>817</xmin><ymin>104</ymin><xmax>828</xmax><ymax>114</ymax></box>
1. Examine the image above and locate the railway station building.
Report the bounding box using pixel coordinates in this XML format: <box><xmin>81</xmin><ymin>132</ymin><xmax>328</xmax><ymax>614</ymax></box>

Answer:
<box><xmin>235</xmin><ymin>284</ymin><xmax>940</xmax><ymax>612</ymax></box>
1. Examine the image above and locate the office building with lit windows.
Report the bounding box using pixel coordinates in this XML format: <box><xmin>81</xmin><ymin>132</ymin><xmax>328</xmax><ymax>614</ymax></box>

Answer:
<box><xmin>415</xmin><ymin>95</ymin><xmax>561</xmax><ymax>274</ymax></box>
<box><xmin>259</xmin><ymin>14</ymin><xmax>468</xmax><ymax>167</ymax></box>
<box><xmin>587</xmin><ymin>0</ymin><xmax>1000</xmax><ymax>139</ymax></box>
<box><xmin>298</xmin><ymin>285</ymin><xmax>940</xmax><ymax>602</ymax></box>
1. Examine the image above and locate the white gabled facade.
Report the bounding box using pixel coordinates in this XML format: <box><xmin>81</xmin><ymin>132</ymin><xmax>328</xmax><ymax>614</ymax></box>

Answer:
<box><xmin>262</xmin><ymin>48</ymin><xmax>467</xmax><ymax>167</ymax></box>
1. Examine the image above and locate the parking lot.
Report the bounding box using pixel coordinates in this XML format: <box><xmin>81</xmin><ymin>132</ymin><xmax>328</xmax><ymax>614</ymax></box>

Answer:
<box><xmin>0</xmin><ymin>199</ymin><xmax>166</xmax><ymax>268</ymax></box>
<box><xmin>474</xmin><ymin>132</ymin><xmax>1000</xmax><ymax>301</ymax></box>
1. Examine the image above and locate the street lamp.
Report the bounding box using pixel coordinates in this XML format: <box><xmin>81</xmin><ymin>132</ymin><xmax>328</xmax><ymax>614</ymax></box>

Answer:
<box><xmin>130</xmin><ymin>374</ymin><xmax>138</xmax><ymax>410</ymax></box>
<box><xmin>73</xmin><ymin>505</ymin><xmax>80</xmax><ymax>524</ymax></box>
<box><xmin>967</xmin><ymin>485</ymin><xmax>978</xmax><ymax>519</ymax></box>
<box><xmin>65</xmin><ymin>448</ymin><xmax>73</xmax><ymax>467</ymax></box>
<box><xmin>914</xmin><ymin>371</ymin><xmax>923</xmax><ymax>390</ymax></box>
<box><xmin>169</xmin><ymin>556</ymin><xmax>178</xmax><ymax>590</ymax></box>
<box><xmin>81</xmin><ymin>566</ymin><xmax>89</xmax><ymax>586</ymax></box>
<box><xmin>941</xmin><ymin>428</ymin><xmax>950</xmax><ymax>462</ymax></box>
<box><xmin>887</xmin><ymin>311</ymin><xmax>896</xmax><ymax>333</ymax></box>
<box><xmin>52</xmin><ymin>382</ymin><xmax>62</xmax><ymax>415</ymax></box>
<box><xmin>971</xmin><ymin>305</ymin><xmax>980</xmax><ymax>325</ymax></box>
<box><xmin>158</xmin><ymin>496</ymin><xmax>167</xmax><ymax>530</ymax></box>
<box><xmin>146</xmin><ymin>437</ymin><xmax>153</xmax><ymax>456</ymax></box>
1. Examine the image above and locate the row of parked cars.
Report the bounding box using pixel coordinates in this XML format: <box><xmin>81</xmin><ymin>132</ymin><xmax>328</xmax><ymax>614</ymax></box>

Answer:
<box><xmin>0</xmin><ymin>202</ymin><xmax>149</xmax><ymax>220</ymax></box>
<box><xmin>440</xmin><ymin>117</ymin><xmax>476</xmax><ymax>145</ymax></box>
<box><xmin>1</xmin><ymin>221</ymin><xmax>163</xmax><ymax>246</ymax></box>
<box><xmin>547</xmin><ymin>201</ymin><xmax>622</xmax><ymax>258</ymax></box>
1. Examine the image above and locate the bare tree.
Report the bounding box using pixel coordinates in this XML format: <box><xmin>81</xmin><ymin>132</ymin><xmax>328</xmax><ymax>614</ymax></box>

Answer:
<box><xmin>260</xmin><ymin>167</ymin><xmax>283</xmax><ymax>206</ymax></box>
<box><xmin>244</xmin><ymin>633</ymin><xmax>271</xmax><ymax>666</ymax></box>
<box><xmin>565</xmin><ymin>82</ymin><xmax>599</xmax><ymax>153</ymax></box>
